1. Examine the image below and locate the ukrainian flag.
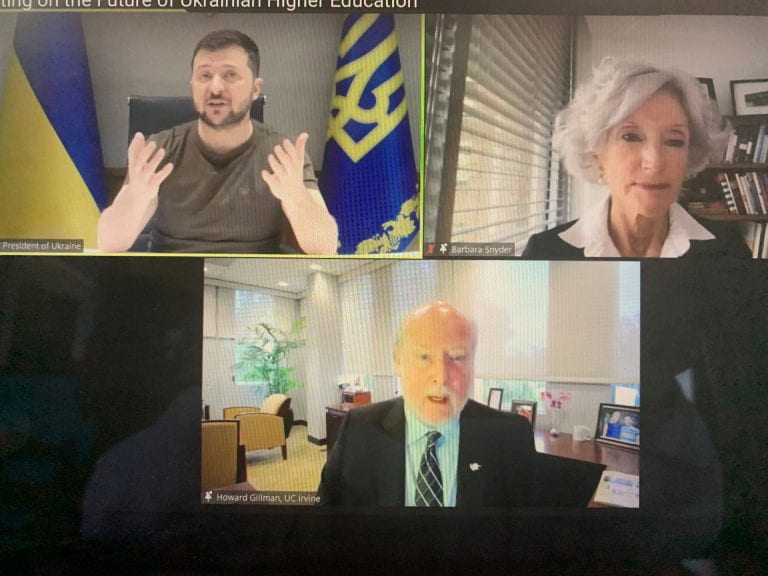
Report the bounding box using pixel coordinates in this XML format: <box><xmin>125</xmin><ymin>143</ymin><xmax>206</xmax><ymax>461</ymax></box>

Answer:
<box><xmin>322</xmin><ymin>14</ymin><xmax>418</xmax><ymax>254</ymax></box>
<box><xmin>0</xmin><ymin>14</ymin><xmax>106</xmax><ymax>249</ymax></box>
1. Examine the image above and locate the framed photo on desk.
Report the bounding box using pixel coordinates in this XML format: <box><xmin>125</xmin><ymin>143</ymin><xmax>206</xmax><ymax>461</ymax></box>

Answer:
<box><xmin>595</xmin><ymin>403</ymin><xmax>640</xmax><ymax>451</ymax></box>
<box><xmin>487</xmin><ymin>387</ymin><xmax>503</xmax><ymax>410</ymax></box>
<box><xmin>512</xmin><ymin>400</ymin><xmax>537</xmax><ymax>429</ymax></box>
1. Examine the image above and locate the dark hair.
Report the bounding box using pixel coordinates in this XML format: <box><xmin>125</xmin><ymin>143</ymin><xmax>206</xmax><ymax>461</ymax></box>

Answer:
<box><xmin>192</xmin><ymin>30</ymin><xmax>260</xmax><ymax>76</ymax></box>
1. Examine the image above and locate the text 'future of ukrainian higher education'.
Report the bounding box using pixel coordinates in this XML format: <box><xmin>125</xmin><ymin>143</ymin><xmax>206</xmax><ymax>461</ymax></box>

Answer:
<box><xmin>0</xmin><ymin>0</ymin><xmax>419</xmax><ymax>10</ymax></box>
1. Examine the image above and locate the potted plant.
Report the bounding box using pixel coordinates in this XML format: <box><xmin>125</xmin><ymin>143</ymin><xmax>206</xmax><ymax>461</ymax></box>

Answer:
<box><xmin>235</xmin><ymin>317</ymin><xmax>307</xmax><ymax>395</ymax></box>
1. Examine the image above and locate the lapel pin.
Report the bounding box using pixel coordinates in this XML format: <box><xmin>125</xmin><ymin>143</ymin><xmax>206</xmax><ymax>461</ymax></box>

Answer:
<box><xmin>469</xmin><ymin>463</ymin><xmax>482</xmax><ymax>471</ymax></box>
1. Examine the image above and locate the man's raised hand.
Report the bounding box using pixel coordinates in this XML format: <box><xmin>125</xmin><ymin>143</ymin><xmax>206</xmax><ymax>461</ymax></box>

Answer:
<box><xmin>259</xmin><ymin>132</ymin><xmax>338</xmax><ymax>254</ymax></box>
<box><xmin>261</xmin><ymin>132</ymin><xmax>309</xmax><ymax>202</ymax></box>
<box><xmin>96</xmin><ymin>133</ymin><xmax>174</xmax><ymax>252</ymax></box>
<box><xmin>126</xmin><ymin>132</ymin><xmax>174</xmax><ymax>197</ymax></box>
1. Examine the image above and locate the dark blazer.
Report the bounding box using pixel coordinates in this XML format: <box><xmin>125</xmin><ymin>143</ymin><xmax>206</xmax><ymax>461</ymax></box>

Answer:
<box><xmin>317</xmin><ymin>398</ymin><xmax>536</xmax><ymax>507</ymax></box>
<box><xmin>522</xmin><ymin>218</ymin><xmax>752</xmax><ymax>259</ymax></box>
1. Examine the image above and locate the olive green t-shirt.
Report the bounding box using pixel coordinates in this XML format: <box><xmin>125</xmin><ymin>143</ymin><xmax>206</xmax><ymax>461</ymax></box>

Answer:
<box><xmin>148</xmin><ymin>120</ymin><xmax>318</xmax><ymax>253</ymax></box>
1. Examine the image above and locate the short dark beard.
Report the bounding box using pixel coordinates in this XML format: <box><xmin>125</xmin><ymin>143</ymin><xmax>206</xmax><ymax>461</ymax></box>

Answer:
<box><xmin>198</xmin><ymin>104</ymin><xmax>251</xmax><ymax>131</ymax></box>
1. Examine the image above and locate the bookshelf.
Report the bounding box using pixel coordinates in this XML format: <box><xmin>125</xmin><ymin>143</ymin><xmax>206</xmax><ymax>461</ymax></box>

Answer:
<box><xmin>683</xmin><ymin>114</ymin><xmax>768</xmax><ymax>258</ymax></box>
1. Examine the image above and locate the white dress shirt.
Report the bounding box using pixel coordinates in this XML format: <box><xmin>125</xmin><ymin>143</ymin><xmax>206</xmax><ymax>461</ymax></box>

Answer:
<box><xmin>559</xmin><ymin>196</ymin><xmax>715</xmax><ymax>257</ymax></box>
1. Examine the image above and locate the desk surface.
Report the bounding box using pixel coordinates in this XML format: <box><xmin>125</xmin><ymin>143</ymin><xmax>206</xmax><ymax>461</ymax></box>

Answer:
<box><xmin>534</xmin><ymin>431</ymin><xmax>639</xmax><ymax>476</ymax></box>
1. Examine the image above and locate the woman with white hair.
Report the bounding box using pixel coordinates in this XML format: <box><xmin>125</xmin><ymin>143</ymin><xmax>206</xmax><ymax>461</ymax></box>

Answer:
<box><xmin>523</xmin><ymin>58</ymin><xmax>750</xmax><ymax>258</ymax></box>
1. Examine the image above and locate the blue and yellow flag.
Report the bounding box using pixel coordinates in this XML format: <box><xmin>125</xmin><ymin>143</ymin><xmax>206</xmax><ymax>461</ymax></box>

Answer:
<box><xmin>0</xmin><ymin>14</ymin><xmax>106</xmax><ymax>248</ymax></box>
<box><xmin>322</xmin><ymin>14</ymin><xmax>418</xmax><ymax>254</ymax></box>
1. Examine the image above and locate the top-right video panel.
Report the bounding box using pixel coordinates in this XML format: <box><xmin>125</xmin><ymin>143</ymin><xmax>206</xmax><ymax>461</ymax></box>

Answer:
<box><xmin>423</xmin><ymin>15</ymin><xmax>768</xmax><ymax>259</ymax></box>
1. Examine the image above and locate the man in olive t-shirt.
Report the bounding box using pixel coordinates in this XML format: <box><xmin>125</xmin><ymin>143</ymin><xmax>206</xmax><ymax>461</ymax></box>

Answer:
<box><xmin>97</xmin><ymin>29</ymin><xmax>337</xmax><ymax>254</ymax></box>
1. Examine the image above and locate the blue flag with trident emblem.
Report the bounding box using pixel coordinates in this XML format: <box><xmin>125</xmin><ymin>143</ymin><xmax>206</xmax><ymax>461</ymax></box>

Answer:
<box><xmin>322</xmin><ymin>14</ymin><xmax>418</xmax><ymax>254</ymax></box>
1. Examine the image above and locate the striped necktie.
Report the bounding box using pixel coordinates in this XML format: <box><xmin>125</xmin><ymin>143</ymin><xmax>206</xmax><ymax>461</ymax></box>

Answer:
<box><xmin>415</xmin><ymin>431</ymin><xmax>443</xmax><ymax>507</ymax></box>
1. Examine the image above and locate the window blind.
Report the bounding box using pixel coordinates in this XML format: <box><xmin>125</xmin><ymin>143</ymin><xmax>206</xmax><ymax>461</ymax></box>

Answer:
<box><xmin>424</xmin><ymin>14</ymin><xmax>460</xmax><ymax>245</ymax></box>
<box><xmin>426</xmin><ymin>15</ymin><xmax>573</xmax><ymax>254</ymax></box>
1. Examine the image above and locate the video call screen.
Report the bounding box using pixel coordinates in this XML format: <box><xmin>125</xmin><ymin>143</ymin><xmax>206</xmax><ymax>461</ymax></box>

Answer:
<box><xmin>1</xmin><ymin>1</ymin><xmax>766</xmax><ymax>573</ymax></box>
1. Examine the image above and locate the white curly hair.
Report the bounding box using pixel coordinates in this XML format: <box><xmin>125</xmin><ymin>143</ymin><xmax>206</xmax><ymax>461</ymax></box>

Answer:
<box><xmin>552</xmin><ymin>57</ymin><xmax>730</xmax><ymax>184</ymax></box>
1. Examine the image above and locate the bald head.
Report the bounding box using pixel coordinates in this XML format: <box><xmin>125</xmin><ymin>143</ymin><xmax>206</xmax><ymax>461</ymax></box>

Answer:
<box><xmin>396</xmin><ymin>301</ymin><xmax>477</xmax><ymax>352</ymax></box>
<box><xmin>395</xmin><ymin>301</ymin><xmax>476</xmax><ymax>425</ymax></box>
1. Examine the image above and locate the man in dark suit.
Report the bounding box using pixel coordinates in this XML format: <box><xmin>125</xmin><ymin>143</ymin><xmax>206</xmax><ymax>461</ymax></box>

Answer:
<box><xmin>318</xmin><ymin>301</ymin><xmax>535</xmax><ymax>507</ymax></box>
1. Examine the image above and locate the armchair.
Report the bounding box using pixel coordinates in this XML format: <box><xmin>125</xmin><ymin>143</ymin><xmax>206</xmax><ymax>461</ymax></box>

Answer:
<box><xmin>236</xmin><ymin>412</ymin><xmax>287</xmax><ymax>460</ymax></box>
<box><xmin>223</xmin><ymin>406</ymin><xmax>260</xmax><ymax>420</ymax></box>
<box><xmin>223</xmin><ymin>394</ymin><xmax>294</xmax><ymax>438</ymax></box>
<box><xmin>201</xmin><ymin>420</ymin><xmax>240</xmax><ymax>491</ymax></box>
<box><xmin>260</xmin><ymin>394</ymin><xmax>294</xmax><ymax>438</ymax></box>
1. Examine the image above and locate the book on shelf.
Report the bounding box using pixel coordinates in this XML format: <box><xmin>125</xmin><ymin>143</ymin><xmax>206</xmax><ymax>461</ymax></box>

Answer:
<box><xmin>723</xmin><ymin>120</ymin><xmax>768</xmax><ymax>164</ymax></box>
<box><xmin>710</xmin><ymin>172</ymin><xmax>768</xmax><ymax>215</ymax></box>
<box><xmin>716</xmin><ymin>172</ymin><xmax>739</xmax><ymax>215</ymax></box>
<box><xmin>752</xmin><ymin>171</ymin><xmax>768</xmax><ymax>213</ymax></box>
<box><xmin>748</xmin><ymin>224</ymin><xmax>768</xmax><ymax>259</ymax></box>
<box><xmin>739</xmin><ymin>174</ymin><xmax>759</xmax><ymax>214</ymax></box>
<box><xmin>755</xmin><ymin>124</ymin><xmax>767</xmax><ymax>164</ymax></box>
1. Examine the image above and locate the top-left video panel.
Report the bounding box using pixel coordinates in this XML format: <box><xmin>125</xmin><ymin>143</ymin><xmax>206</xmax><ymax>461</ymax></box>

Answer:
<box><xmin>0</xmin><ymin>12</ymin><xmax>422</xmax><ymax>256</ymax></box>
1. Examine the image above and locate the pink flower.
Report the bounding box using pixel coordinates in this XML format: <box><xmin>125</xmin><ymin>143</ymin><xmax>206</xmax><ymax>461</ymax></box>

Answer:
<box><xmin>540</xmin><ymin>391</ymin><xmax>571</xmax><ymax>410</ymax></box>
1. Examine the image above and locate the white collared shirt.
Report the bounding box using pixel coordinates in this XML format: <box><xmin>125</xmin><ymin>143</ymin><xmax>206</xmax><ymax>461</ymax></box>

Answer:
<box><xmin>559</xmin><ymin>196</ymin><xmax>714</xmax><ymax>257</ymax></box>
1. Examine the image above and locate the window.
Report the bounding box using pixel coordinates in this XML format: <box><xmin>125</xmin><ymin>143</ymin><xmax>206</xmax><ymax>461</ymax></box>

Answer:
<box><xmin>425</xmin><ymin>15</ymin><xmax>573</xmax><ymax>253</ymax></box>
<box><xmin>233</xmin><ymin>290</ymin><xmax>303</xmax><ymax>393</ymax></box>
<box><xmin>482</xmin><ymin>378</ymin><xmax>547</xmax><ymax>413</ymax></box>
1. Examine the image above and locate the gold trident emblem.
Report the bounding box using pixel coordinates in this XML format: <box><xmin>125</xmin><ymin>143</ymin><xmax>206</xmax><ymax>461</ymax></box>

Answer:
<box><xmin>326</xmin><ymin>15</ymin><xmax>408</xmax><ymax>163</ymax></box>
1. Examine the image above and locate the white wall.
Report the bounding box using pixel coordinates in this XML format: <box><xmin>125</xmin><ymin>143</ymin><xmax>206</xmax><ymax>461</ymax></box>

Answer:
<box><xmin>570</xmin><ymin>15</ymin><xmax>768</xmax><ymax>216</ymax></box>
<box><xmin>585</xmin><ymin>16</ymin><xmax>768</xmax><ymax>119</ymax></box>
<box><xmin>303</xmin><ymin>271</ymin><xmax>343</xmax><ymax>440</ymax></box>
<box><xmin>0</xmin><ymin>13</ymin><xmax>421</xmax><ymax>169</ymax></box>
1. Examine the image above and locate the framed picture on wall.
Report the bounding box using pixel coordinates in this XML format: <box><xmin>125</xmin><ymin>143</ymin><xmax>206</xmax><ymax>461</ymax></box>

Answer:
<box><xmin>697</xmin><ymin>77</ymin><xmax>717</xmax><ymax>103</ymax></box>
<box><xmin>595</xmin><ymin>403</ymin><xmax>640</xmax><ymax>451</ymax></box>
<box><xmin>511</xmin><ymin>400</ymin><xmax>537</xmax><ymax>429</ymax></box>
<box><xmin>731</xmin><ymin>79</ymin><xmax>768</xmax><ymax>116</ymax></box>
<box><xmin>487</xmin><ymin>388</ymin><xmax>503</xmax><ymax>410</ymax></box>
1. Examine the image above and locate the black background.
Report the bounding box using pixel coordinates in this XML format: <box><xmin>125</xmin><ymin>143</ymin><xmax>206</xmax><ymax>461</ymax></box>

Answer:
<box><xmin>1</xmin><ymin>257</ymin><xmax>766</xmax><ymax>574</ymax></box>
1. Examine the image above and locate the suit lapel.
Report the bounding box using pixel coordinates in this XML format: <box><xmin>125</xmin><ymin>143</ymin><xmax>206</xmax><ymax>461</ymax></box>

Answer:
<box><xmin>379</xmin><ymin>398</ymin><xmax>406</xmax><ymax>506</ymax></box>
<box><xmin>456</xmin><ymin>405</ymin><xmax>487</xmax><ymax>507</ymax></box>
